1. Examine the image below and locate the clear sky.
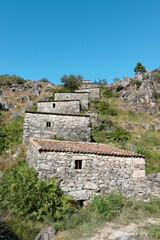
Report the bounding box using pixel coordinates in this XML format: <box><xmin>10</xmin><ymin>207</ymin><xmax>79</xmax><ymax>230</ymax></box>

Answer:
<box><xmin>0</xmin><ymin>0</ymin><xmax>160</xmax><ymax>84</ymax></box>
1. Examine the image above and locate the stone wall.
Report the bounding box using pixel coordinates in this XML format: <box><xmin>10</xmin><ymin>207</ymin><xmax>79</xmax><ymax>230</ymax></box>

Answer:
<box><xmin>81</xmin><ymin>80</ymin><xmax>91</xmax><ymax>84</ymax></box>
<box><xmin>54</xmin><ymin>92</ymin><xmax>89</xmax><ymax>109</ymax></box>
<box><xmin>27</xmin><ymin>144</ymin><xmax>148</xmax><ymax>203</ymax></box>
<box><xmin>79</xmin><ymin>83</ymin><xmax>98</xmax><ymax>89</ymax></box>
<box><xmin>76</xmin><ymin>88</ymin><xmax>100</xmax><ymax>100</ymax></box>
<box><xmin>23</xmin><ymin>112</ymin><xmax>91</xmax><ymax>143</ymax></box>
<box><xmin>38</xmin><ymin>100</ymin><xmax>80</xmax><ymax>114</ymax></box>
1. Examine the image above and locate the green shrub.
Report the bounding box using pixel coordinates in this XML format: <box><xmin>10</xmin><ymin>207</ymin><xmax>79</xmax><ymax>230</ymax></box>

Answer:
<box><xmin>103</xmin><ymin>89</ymin><xmax>113</xmax><ymax>98</ymax></box>
<box><xmin>136</xmin><ymin>147</ymin><xmax>160</xmax><ymax>174</ymax></box>
<box><xmin>0</xmin><ymin>162</ymin><xmax>75</xmax><ymax>220</ymax></box>
<box><xmin>106</xmin><ymin>126</ymin><xmax>130</xmax><ymax>142</ymax></box>
<box><xmin>0</xmin><ymin>126</ymin><xmax>5</xmax><ymax>152</ymax></box>
<box><xmin>91</xmin><ymin>191</ymin><xmax>125</xmax><ymax>220</ymax></box>
<box><xmin>147</xmin><ymin>225</ymin><xmax>160</xmax><ymax>240</ymax></box>
<box><xmin>0</xmin><ymin>74</ymin><xmax>25</xmax><ymax>86</ymax></box>
<box><xmin>51</xmin><ymin>87</ymin><xmax>71</xmax><ymax>99</ymax></box>
<box><xmin>114</xmin><ymin>93</ymin><xmax>120</xmax><ymax>98</ymax></box>
<box><xmin>95</xmin><ymin>101</ymin><xmax>118</xmax><ymax>116</ymax></box>
<box><xmin>135</xmin><ymin>80</ymin><xmax>142</xmax><ymax>89</ymax></box>
<box><xmin>0</xmin><ymin>117</ymin><xmax>24</xmax><ymax>154</ymax></box>
<box><xmin>152</xmin><ymin>71</ymin><xmax>160</xmax><ymax>83</ymax></box>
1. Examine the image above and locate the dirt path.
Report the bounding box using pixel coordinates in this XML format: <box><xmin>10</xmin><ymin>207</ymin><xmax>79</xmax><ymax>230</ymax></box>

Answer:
<box><xmin>83</xmin><ymin>218</ymin><xmax>160</xmax><ymax>240</ymax></box>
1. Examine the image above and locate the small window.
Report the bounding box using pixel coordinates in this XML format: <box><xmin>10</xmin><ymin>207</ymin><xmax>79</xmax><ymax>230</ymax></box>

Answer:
<box><xmin>53</xmin><ymin>103</ymin><xmax>56</xmax><ymax>108</ymax></box>
<box><xmin>46</xmin><ymin>122</ymin><xmax>51</xmax><ymax>127</ymax></box>
<box><xmin>75</xmin><ymin>160</ymin><xmax>82</xmax><ymax>169</ymax></box>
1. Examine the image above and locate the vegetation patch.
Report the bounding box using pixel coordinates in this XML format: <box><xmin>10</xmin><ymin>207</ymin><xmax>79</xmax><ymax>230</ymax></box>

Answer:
<box><xmin>0</xmin><ymin>116</ymin><xmax>24</xmax><ymax>154</ymax></box>
<box><xmin>0</xmin><ymin>162</ymin><xmax>76</xmax><ymax>221</ymax></box>
<box><xmin>0</xmin><ymin>74</ymin><xmax>25</xmax><ymax>86</ymax></box>
<box><xmin>95</xmin><ymin>100</ymin><xmax>118</xmax><ymax>116</ymax></box>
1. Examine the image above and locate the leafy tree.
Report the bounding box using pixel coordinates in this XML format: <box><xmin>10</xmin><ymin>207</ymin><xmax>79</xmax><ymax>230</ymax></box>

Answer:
<box><xmin>113</xmin><ymin>78</ymin><xmax>121</xmax><ymax>83</ymax></box>
<box><xmin>97</xmin><ymin>78</ymin><xmax>108</xmax><ymax>86</ymax></box>
<box><xmin>60</xmin><ymin>74</ymin><xmax>83</xmax><ymax>92</ymax></box>
<box><xmin>40</xmin><ymin>77</ymin><xmax>50</xmax><ymax>83</ymax></box>
<box><xmin>134</xmin><ymin>62</ymin><xmax>146</xmax><ymax>74</ymax></box>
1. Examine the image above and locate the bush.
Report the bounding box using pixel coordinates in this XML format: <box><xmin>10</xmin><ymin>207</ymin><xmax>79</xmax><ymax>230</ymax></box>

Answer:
<box><xmin>0</xmin><ymin>74</ymin><xmax>25</xmax><ymax>86</ymax></box>
<box><xmin>0</xmin><ymin>117</ymin><xmax>24</xmax><ymax>154</ymax></box>
<box><xmin>0</xmin><ymin>162</ymin><xmax>76</xmax><ymax>220</ymax></box>
<box><xmin>91</xmin><ymin>191</ymin><xmax>125</xmax><ymax>220</ymax></box>
<box><xmin>95</xmin><ymin>101</ymin><xmax>118</xmax><ymax>116</ymax></box>
<box><xmin>103</xmin><ymin>89</ymin><xmax>113</xmax><ymax>98</ymax></box>
<box><xmin>106</xmin><ymin>126</ymin><xmax>130</xmax><ymax>142</ymax></box>
<box><xmin>40</xmin><ymin>78</ymin><xmax>50</xmax><ymax>83</ymax></box>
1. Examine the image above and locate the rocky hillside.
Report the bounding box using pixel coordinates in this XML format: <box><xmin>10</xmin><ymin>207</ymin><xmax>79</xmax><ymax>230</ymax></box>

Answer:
<box><xmin>0</xmin><ymin>72</ymin><xmax>160</xmax><ymax>175</ymax></box>
<box><xmin>109</xmin><ymin>69</ymin><xmax>160</xmax><ymax>113</ymax></box>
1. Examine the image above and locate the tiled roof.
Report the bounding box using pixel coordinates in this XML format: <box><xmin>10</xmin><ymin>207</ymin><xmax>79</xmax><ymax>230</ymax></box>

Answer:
<box><xmin>30</xmin><ymin>138</ymin><xmax>144</xmax><ymax>158</ymax></box>
<box><xmin>25</xmin><ymin>111</ymin><xmax>90</xmax><ymax>117</ymax></box>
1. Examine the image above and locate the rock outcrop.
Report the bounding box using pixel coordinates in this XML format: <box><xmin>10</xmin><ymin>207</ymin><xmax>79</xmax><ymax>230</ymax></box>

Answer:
<box><xmin>109</xmin><ymin>70</ymin><xmax>160</xmax><ymax>113</ymax></box>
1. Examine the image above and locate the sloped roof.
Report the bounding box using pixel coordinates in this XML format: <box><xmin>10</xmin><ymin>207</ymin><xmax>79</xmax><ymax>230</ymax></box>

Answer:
<box><xmin>30</xmin><ymin>138</ymin><xmax>144</xmax><ymax>158</ymax></box>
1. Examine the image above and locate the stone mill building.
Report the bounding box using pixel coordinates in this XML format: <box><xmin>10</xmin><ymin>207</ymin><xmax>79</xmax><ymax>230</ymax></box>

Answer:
<box><xmin>25</xmin><ymin>80</ymin><xmax>160</xmax><ymax>204</ymax></box>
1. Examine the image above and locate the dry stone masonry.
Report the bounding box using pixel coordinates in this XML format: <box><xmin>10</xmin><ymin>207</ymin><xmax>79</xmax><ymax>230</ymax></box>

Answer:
<box><xmin>23</xmin><ymin>111</ymin><xmax>91</xmax><ymax>143</ymax></box>
<box><xmin>38</xmin><ymin>100</ymin><xmax>80</xmax><ymax>114</ymax></box>
<box><xmin>24</xmin><ymin>79</ymin><xmax>160</xmax><ymax>203</ymax></box>
<box><xmin>54</xmin><ymin>92</ymin><xmax>89</xmax><ymax>109</ymax></box>
<box><xmin>27</xmin><ymin>138</ymin><xmax>157</xmax><ymax>204</ymax></box>
<box><xmin>75</xmin><ymin>88</ymin><xmax>100</xmax><ymax>100</ymax></box>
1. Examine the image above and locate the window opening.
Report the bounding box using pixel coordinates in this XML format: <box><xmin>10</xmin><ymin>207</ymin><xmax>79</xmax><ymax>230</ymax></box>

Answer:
<box><xmin>46</xmin><ymin>122</ymin><xmax>51</xmax><ymax>127</ymax></box>
<box><xmin>53</xmin><ymin>103</ymin><xmax>56</xmax><ymax>108</ymax></box>
<box><xmin>75</xmin><ymin>160</ymin><xmax>82</xmax><ymax>169</ymax></box>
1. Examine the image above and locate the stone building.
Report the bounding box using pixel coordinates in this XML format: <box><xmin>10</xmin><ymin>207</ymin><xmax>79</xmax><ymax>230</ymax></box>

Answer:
<box><xmin>76</xmin><ymin>88</ymin><xmax>100</xmax><ymax>100</ymax></box>
<box><xmin>54</xmin><ymin>92</ymin><xmax>89</xmax><ymax>109</ymax></box>
<box><xmin>23</xmin><ymin>111</ymin><xmax>91</xmax><ymax>143</ymax></box>
<box><xmin>38</xmin><ymin>100</ymin><xmax>80</xmax><ymax>114</ymax></box>
<box><xmin>80</xmin><ymin>83</ymin><xmax>98</xmax><ymax>89</ymax></box>
<box><xmin>27</xmin><ymin>138</ymin><xmax>152</xmax><ymax>204</ymax></box>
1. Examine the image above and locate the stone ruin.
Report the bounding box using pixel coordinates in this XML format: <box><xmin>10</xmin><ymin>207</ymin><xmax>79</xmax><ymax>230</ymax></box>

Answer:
<box><xmin>24</xmin><ymin>79</ymin><xmax>160</xmax><ymax>203</ymax></box>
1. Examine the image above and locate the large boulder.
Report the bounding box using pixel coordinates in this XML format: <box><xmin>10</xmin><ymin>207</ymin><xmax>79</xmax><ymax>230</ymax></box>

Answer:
<box><xmin>27</xmin><ymin>101</ymin><xmax>36</xmax><ymax>107</ymax></box>
<box><xmin>12</xmin><ymin>112</ymin><xmax>21</xmax><ymax>118</ymax></box>
<box><xmin>35</xmin><ymin>227</ymin><xmax>57</xmax><ymax>240</ymax></box>
<box><xmin>2</xmin><ymin>101</ymin><xmax>17</xmax><ymax>110</ymax></box>
<box><xmin>30</xmin><ymin>86</ymin><xmax>41</xmax><ymax>96</ymax></box>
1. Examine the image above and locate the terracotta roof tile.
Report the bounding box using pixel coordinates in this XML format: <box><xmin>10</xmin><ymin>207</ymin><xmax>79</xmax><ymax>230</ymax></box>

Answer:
<box><xmin>30</xmin><ymin>138</ymin><xmax>144</xmax><ymax>158</ymax></box>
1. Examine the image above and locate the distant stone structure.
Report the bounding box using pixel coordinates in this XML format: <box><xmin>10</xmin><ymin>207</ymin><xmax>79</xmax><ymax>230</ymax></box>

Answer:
<box><xmin>80</xmin><ymin>82</ymin><xmax>98</xmax><ymax>89</ymax></box>
<box><xmin>76</xmin><ymin>88</ymin><xmax>100</xmax><ymax>100</ymax></box>
<box><xmin>38</xmin><ymin>100</ymin><xmax>80</xmax><ymax>114</ymax></box>
<box><xmin>54</xmin><ymin>92</ymin><xmax>89</xmax><ymax>109</ymax></box>
<box><xmin>23</xmin><ymin>111</ymin><xmax>91</xmax><ymax>143</ymax></box>
<box><xmin>28</xmin><ymin>138</ymin><xmax>153</xmax><ymax>204</ymax></box>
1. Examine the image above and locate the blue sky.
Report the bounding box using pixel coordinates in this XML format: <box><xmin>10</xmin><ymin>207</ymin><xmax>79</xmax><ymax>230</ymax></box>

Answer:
<box><xmin>0</xmin><ymin>0</ymin><xmax>160</xmax><ymax>84</ymax></box>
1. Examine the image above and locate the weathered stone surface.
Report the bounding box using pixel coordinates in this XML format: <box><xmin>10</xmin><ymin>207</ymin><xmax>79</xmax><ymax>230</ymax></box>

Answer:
<box><xmin>35</xmin><ymin>227</ymin><xmax>56</xmax><ymax>240</ymax></box>
<box><xmin>108</xmin><ymin>231</ymin><xmax>137</xmax><ymax>240</ymax></box>
<box><xmin>54</xmin><ymin>92</ymin><xmax>89</xmax><ymax>109</ymax></box>
<box><xmin>27</xmin><ymin>101</ymin><xmax>36</xmax><ymax>107</ymax></box>
<box><xmin>30</xmin><ymin>86</ymin><xmax>41</xmax><ymax>96</ymax></box>
<box><xmin>27</xmin><ymin>143</ymin><xmax>149</xmax><ymax>201</ymax></box>
<box><xmin>128</xmin><ymin>144</ymin><xmax>137</xmax><ymax>152</ymax></box>
<box><xmin>12</xmin><ymin>112</ymin><xmax>21</xmax><ymax>118</ymax></box>
<box><xmin>23</xmin><ymin>112</ymin><xmax>91</xmax><ymax>143</ymax></box>
<box><xmin>17</xmin><ymin>96</ymin><xmax>28</xmax><ymax>103</ymax></box>
<box><xmin>75</xmin><ymin>87</ymin><xmax>100</xmax><ymax>100</ymax></box>
<box><xmin>38</xmin><ymin>100</ymin><xmax>80</xmax><ymax>114</ymax></box>
<box><xmin>2</xmin><ymin>101</ymin><xmax>16</xmax><ymax>110</ymax></box>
